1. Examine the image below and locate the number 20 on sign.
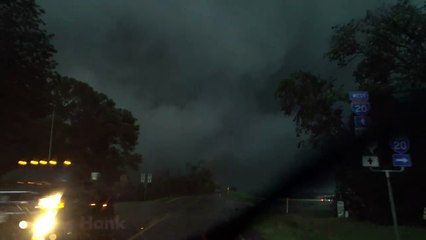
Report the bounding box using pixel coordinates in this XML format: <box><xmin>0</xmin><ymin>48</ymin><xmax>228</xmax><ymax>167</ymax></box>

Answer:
<box><xmin>390</xmin><ymin>138</ymin><xmax>410</xmax><ymax>154</ymax></box>
<box><xmin>351</xmin><ymin>102</ymin><xmax>370</xmax><ymax>115</ymax></box>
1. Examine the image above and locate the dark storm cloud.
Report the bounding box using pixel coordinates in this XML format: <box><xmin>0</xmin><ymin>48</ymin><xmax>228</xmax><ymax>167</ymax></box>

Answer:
<box><xmin>38</xmin><ymin>0</ymin><xmax>392</xmax><ymax>192</ymax></box>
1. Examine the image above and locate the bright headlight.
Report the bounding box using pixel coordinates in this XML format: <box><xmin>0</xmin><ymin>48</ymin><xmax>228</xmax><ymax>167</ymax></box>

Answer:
<box><xmin>36</xmin><ymin>193</ymin><xmax>64</xmax><ymax>209</ymax></box>
<box><xmin>32</xmin><ymin>192</ymin><xmax>63</xmax><ymax>240</ymax></box>
<box><xmin>32</xmin><ymin>211</ymin><xmax>57</xmax><ymax>239</ymax></box>
<box><xmin>19</xmin><ymin>220</ymin><xmax>28</xmax><ymax>229</ymax></box>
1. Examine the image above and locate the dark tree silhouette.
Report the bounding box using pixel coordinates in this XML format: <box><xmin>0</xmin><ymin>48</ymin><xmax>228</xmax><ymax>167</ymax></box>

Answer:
<box><xmin>0</xmin><ymin>0</ymin><xmax>57</xmax><ymax>173</ymax></box>
<box><xmin>276</xmin><ymin>0</ymin><xmax>426</xmax><ymax>224</ymax></box>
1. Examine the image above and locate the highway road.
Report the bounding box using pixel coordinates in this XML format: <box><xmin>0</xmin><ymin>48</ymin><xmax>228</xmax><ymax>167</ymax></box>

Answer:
<box><xmin>0</xmin><ymin>192</ymin><xmax>333</xmax><ymax>239</ymax></box>
<box><xmin>112</xmin><ymin>194</ymin><xmax>262</xmax><ymax>240</ymax></box>
<box><xmin>74</xmin><ymin>194</ymin><xmax>334</xmax><ymax>239</ymax></box>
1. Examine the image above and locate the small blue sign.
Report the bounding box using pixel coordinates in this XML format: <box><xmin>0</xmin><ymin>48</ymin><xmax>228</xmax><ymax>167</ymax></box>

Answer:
<box><xmin>349</xmin><ymin>91</ymin><xmax>369</xmax><ymax>101</ymax></box>
<box><xmin>354</xmin><ymin>116</ymin><xmax>369</xmax><ymax>128</ymax></box>
<box><xmin>351</xmin><ymin>103</ymin><xmax>370</xmax><ymax>115</ymax></box>
<box><xmin>390</xmin><ymin>137</ymin><xmax>410</xmax><ymax>154</ymax></box>
<box><xmin>392</xmin><ymin>154</ymin><xmax>412</xmax><ymax>167</ymax></box>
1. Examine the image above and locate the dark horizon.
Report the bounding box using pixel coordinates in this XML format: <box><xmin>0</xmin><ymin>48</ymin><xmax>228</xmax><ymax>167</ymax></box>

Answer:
<box><xmin>38</xmin><ymin>0</ymin><xmax>387</xmax><ymax>192</ymax></box>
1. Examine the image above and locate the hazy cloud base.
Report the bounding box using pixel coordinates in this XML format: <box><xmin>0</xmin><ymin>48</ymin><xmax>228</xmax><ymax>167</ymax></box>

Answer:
<box><xmin>39</xmin><ymin>0</ymin><xmax>390</xmax><ymax>192</ymax></box>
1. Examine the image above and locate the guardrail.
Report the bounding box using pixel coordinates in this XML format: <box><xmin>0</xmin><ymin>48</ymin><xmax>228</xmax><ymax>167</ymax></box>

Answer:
<box><xmin>273</xmin><ymin>198</ymin><xmax>334</xmax><ymax>216</ymax></box>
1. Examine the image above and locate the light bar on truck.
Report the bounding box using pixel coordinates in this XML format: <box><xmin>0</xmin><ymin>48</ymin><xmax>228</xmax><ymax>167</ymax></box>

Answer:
<box><xmin>18</xmin><ymin>160</ymin><xmax>27</xmax><ymax>166</ymax></box>
<box><xmin>30</xmin><ymin>160</ymin><xmax>39</xmax><ymax>165</ymax></box>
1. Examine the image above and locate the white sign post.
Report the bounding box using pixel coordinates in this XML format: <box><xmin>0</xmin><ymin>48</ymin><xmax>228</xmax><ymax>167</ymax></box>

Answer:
<box><xmin>423</xmin><ymin>208</ymin><xmax>426</xmax><ymax>220</ymax></box>
<box><xmin>141</xmin><ymin>173</ymin><xmax>146</xmax><ymax>183</ymax></box>
<box><xmin>141</xmin><ymin>172</ymin><xmax>152</xmax><ymax>200</ymax></box>
<box><xmin>337</xmin><ymin>201</ymin><xmax>345</xmax><ymax>218</ymax></box>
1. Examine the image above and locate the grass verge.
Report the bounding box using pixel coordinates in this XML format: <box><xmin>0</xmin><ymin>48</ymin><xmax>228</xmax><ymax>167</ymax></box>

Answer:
<box><xmin>227</xmin><ymin>191</ymin><xmax>261</xmax><ymax>203</ymax></box>
<box><xmin>253</xmin><ymin>214</ymin><xmax>426</xmax><ymax>240</ymax></box>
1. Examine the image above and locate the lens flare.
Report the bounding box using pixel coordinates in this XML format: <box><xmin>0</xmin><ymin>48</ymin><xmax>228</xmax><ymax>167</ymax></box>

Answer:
<box><xmin>37</xmin><ymin>193</ymin><xmax>62</xmax><ymax>209</ymax></box>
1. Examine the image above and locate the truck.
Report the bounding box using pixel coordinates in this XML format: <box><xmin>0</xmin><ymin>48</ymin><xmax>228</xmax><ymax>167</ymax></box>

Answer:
<box><xmin>0</xmin><ymin>162</ymin><xmax>116</xmax><ymax>240</ymax></box>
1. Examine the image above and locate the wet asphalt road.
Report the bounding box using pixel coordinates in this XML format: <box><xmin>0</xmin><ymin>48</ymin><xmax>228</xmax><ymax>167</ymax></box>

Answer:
<box><xmin>114</xmin><ymin>194</ymin><xmax>261</xmax><ymax>240</ymax></box>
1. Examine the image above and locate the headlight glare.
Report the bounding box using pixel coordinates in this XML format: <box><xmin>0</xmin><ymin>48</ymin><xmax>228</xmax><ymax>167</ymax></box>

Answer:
<box><xmin>32</xmin><ymin>211</ymin><xmax>56</xmax><ymax>239</ymax></box>
<box><xmin>32</xmin><ymin>192</ymin><xmax>63</xmax><ymax>240</ymax></box>
<box><xmin>36</xmin><ymin>193</ymin><xmax>64</xmax><ymax>209</ymax></box>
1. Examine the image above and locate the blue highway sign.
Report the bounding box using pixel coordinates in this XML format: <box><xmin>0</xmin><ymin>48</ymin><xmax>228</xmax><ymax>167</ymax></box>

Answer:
<box><xmin>390</xmin><ymin>137</ymin><xmax>410</xmax><ymax>154</ymax></box>
<box><xmin>349</xmin><ymin>91</ymin><xmax>369</xmax><ymax>101</ymax></box>
<box><xmin>392</xmin><ymin>154</ymin><xmax>412</xmax><ymax>167</ymax></box>
<box><xmin>351</xmin><ymin>102</ymin><xmax>370</xmax><ymax>115</ymax></box>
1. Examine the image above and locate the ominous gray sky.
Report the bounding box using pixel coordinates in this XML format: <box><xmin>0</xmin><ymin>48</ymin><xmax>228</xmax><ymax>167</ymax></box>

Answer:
<box><xmin>38</xmin><ymin>0</ymin><xmax>391</xmax><ymax>192</ymax></box>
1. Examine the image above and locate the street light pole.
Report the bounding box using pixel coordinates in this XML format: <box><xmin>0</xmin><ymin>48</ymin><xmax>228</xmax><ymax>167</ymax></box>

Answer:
<box><xmin>48</xmin><ymin>109</ymin><xmax>55</xmax><ymax>160</ymax></box>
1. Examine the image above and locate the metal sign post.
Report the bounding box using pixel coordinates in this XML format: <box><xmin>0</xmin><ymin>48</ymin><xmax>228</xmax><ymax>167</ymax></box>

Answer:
<box><xmin>350</xmin><ymin>91</ymin><xmax>411</xmax><ymax>240</ymax></box>
<box><xmin>141</xmin><ymin>173</ymin><xmax>147</xmax><ymax>200</ymax></box>
<box><xmin>141</xmin><ymin>173</ymin><xmax>146</xmax><ymax>183</ymax></box>
<box><xmin>285</xmin><ymin>197</ymin><xmax>289</xmax><ymax>214</ymax></box>
<box><xmin>141</xmin><ymin>173</ymin><xmax>152</xmax><ymax>200</ymax></box>
<box><xmin>364</xmin><ymin>137</ymin><xmax>411</xmax><ymax>240</ymax></box>
<box><xmin>385</xmin><ymin>171</ymin><xmax>399</xmax><ymax>240</ymax></box>
<box><xmin>144</xmin><ymin>181</ymin><xmax>147</xmax><ymax>200</ymax></box>
<box><xmin>369</xmin><ymin>167</ymin><xmax>404</xmax><ymax>240</ymax></box>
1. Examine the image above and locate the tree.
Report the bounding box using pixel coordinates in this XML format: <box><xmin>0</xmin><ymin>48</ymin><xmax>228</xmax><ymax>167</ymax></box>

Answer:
<box><xmin>276</xmin><ymin>0</ymin><xmax>426</xmax><ymax>224</ymax></box>
<box><xmin>327</xmin><ymin>0</ymin><xmax>426</xmax><ymax>89</ymax></box>
<box><xmin>49</xmin><ymin>77</ymin><xmax>142</xmax><ymax>182</ymax></box>
<box><xmin>0</xmin><ymin>1</ymin><xmax>143</xmax><ymax>185</ymax></box>
<box><xmin>276</xmin><ymin>71</ymin><xmax>346</xmax><ymax>148</ymax></box>
<box><xmin>0</xmin><ymin>0</ymin><xmax>57</xmax><ymax>173</ymax></box>
<box><xmin>185</xmin><ymin>160</ymin><xmax>216</xmax><ymax>194</ymax></box>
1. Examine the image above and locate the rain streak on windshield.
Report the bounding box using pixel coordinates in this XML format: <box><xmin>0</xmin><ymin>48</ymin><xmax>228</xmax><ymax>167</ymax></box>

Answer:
<box><xmin>0</xmin><ymin>0</ymin><xmax>425</xmax><ymax>239</ymax></box>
